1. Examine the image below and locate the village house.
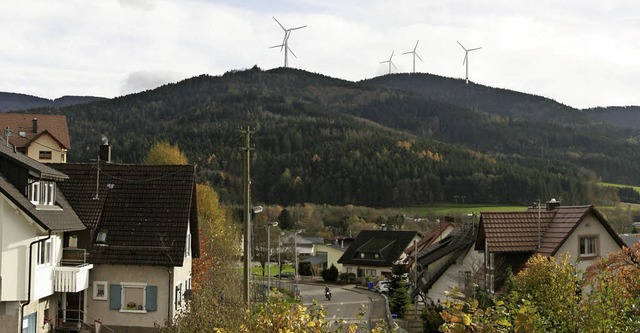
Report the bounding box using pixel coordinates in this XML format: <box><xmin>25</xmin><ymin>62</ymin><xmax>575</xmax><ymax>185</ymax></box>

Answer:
<box><xmin>0</xmin><ymin>113</ymin><xmax>71</xmax><ymax>164</ymax></box>
<box><xmin>410</xmin><ymin>200</ymin><xmax>626</xmax><ymax>304</ymax></box>
<box><xmin>338</xmin><ymin>230</ymin><xmax>419</xmax><ymax>282</ymax></box>
<box><xmin>0</xmin><ymin>143</ymin><xmax>89</xmax><ymax>333</ymax></box>
<box><xmin>51</xmin><ymin>147</ymin><xmax>199</xmax><ymax>333</ymax></box>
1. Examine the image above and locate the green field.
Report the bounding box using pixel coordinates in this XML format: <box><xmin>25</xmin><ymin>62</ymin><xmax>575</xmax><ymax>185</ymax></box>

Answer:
<box><xmin>598</xmin><ymin>182</ymin><xmax>640</xmax><ymax>193</ymax></box>
<box><xmin>400</xmin><ymin>203</ymin><xmax>527</xmax><ymax>217</ymax></box>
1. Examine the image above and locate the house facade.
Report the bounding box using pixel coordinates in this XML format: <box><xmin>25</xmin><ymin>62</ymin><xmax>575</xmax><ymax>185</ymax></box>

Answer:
<box><xmin>0</xmin><ymin>114</ymin><xmax>71</xmax><ymax>164</ymax></box>
<box><xmin>338</xmin><ymin>230</ymin><xmax>419</xmax><ymax>282</ymax></box>
<box><xmin>476</xmin><ymin>201</ymin><xmax>625</xmax><ymax>293</ymax></box>
<box><xmin>51</xmin><ymin>161</ymin><xmax>199</xmax><ymax>333</ymax></box>
<box><xmin>0</xmin><ymin>143</ymin><xmax>89</xmax><ymax>333</ymax></box>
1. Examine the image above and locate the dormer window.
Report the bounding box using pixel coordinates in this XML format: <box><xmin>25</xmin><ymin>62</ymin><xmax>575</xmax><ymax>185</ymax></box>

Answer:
<box><xmin>29</xmin><ymin>180</ymin><xmax>56</xmax><ymax>206</ymax></box>
<box><xmin>96</xmin><ymin>230</ymin><xmax>108</xmax><ymax>244</ymax></box>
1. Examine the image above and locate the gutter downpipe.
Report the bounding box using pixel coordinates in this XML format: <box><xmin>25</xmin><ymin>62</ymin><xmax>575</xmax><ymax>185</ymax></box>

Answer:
<box><xmin>20</xmin><ymin>230</ymin><xmax>52</xmax><ymax>332</ymax></box>
<box><xmin>168</xmin><ymin>267</ymin><xmax>173</xmax><ymax>324</ymax></box>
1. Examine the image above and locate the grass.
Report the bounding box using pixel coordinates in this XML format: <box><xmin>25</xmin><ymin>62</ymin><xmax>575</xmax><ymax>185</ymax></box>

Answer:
<box><xmin>598</xmin><ymin>182</ymin><xmax>640</xmax><ymax>193</ymax></box>
<box><xmin>400</xmin><ymin>203</ymin><xmax>527</xmax><ymax>217</ymax></box>
<box><xmin>251</xmin><ymin>263</ymin><xmax>295</xmax><ymax>277</ymax></box>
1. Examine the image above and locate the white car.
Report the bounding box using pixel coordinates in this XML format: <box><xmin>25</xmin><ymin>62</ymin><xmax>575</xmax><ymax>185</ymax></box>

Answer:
<box><xmin>375</xmin><ymin>281</ymin><xmax>391</xmax><ymax>294</ymax></box>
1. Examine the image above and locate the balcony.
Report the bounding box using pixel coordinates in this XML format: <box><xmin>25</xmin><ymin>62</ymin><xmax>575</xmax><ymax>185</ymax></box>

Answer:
<box><xmin>54</xmin><ymin>248</ymin><xmax>93</xmax><ymax>293</ymax></box>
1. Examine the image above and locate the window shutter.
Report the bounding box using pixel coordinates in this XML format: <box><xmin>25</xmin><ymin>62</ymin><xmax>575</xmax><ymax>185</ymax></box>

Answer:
<box><xmin>146</xmin><ymin>286</ymin><xmax>158</xmax><ymax>312</ymax></box>
<box><xmin>109</xmin><ymin>285</ymin><xmax>121</xmax><ymax>310</ymax></box>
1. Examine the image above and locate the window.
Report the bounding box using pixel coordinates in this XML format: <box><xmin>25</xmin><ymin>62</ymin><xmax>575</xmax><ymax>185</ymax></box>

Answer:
<box><xmin>93</xmin><ymin>281</ymin><xmax>108</xmax><ymax>300</ymax></box>
<box><xmin>37</xmin><ymin>239</ymin><xmax>51</xmax><ymax>265</ymax></box>
<box><xmin>109</xmin><ymin>283</ymin><xmax>157</xmax><ymax>313</ymax></box>
<box><xmin>458</xmin><ymin>271</ymin><xmax>472</xmax><ymax>290</ymax></box>
<box><xmin>39</xmin><ymin>151</ymin><xmax>52</xmax><ymax>160</ymax></box>
<box><xmin>28</xmin><ymin>180</ymin><xmax>56</xmax><ymax>206</ymax></box>
<box><xmin>579</xmin><ymin>236</ymin><xmax>598</xmax><ymax>258</ymax></box>
<box><xmin>175</xmin><ymin>282</ymin><xmax>183</xmax><ymax>310</ymax></box>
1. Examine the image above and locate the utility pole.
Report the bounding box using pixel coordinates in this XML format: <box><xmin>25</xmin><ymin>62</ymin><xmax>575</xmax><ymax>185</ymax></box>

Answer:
<box><xmin>241</xmin><ymin>126</ymin><xmax>254</xmax><ymax>309</ymax></box>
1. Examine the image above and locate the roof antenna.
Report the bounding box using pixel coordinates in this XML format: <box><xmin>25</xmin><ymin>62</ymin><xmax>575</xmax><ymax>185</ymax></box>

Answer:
<box><xmin>93</xmin><ymin>154</ymin><xmax>101</xmax><ymax>200</ymax></box>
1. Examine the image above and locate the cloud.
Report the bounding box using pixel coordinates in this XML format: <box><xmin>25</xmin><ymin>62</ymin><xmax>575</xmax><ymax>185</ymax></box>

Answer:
<box><xmin>120</xmin><ymin>70</ymin><xmax>184</xmax><ymax>96</ymax></box>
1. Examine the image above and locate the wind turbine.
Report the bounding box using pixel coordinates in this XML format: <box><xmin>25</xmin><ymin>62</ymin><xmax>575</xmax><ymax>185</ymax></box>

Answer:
<box><xmin>457</xmin><ymin>41</ymin><xmax>482</xmax><ymax>84</ymax></box>
<box><xmin>380</xmin><ymin>51</ymin><xmax>397</xmax><ymax>75</ymax></box>
<box><xmin>270</xmin><ymin>16</ymin><xmax>306</xmax><ymax>68</ymax></box>
<box><xmin>402</xmin><ymin>40</ymin><xmax>423</xmax><ymax>73</ymax></box>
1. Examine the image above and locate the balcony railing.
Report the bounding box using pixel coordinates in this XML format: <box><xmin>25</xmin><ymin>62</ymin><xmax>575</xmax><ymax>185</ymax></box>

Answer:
<box><xmin>54</xmin><ymin>248</ymin><xmax>93</xmax><ymax>293</ymax></box>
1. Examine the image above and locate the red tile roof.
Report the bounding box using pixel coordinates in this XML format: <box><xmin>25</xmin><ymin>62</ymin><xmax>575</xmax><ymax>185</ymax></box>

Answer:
<box><xmin>477</xmin><ymin>205</ymin><xmax>624</xmax><ymax>255</ymax></box>
<box><xmin>0</xmin><ymin>113</ymin><xmax>71</xmax><ymax>149</ymax></box>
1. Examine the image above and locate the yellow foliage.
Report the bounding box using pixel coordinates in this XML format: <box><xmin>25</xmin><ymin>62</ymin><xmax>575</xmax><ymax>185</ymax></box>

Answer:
<box><xmin>144</xmin><ymin>141</ymin><xmax>189</xmax><ymax>165</ymax></box>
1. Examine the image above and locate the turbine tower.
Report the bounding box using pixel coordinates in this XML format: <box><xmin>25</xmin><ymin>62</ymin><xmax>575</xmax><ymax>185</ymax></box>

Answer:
<box><xmin>402</xmin><ymin>40</ymin><xmax>423</xmax><ymax>73</ymax></box>
<box><xmin>380</xmin><ymin>51</ymin><xmax>397</xmax><ymax>75</ymax></box>
<box><xmin>457</xmin><ymin>41</ymin><xmax>482</xmax><ymax>84</ymax></box>
<box><xmin>270</xmin><ymin>16</ymin><xmax>306</xmax><ymax>68</ymax></box>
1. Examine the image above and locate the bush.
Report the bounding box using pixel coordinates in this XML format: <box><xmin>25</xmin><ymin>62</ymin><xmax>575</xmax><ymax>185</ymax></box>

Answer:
<box><xmin>322</xmin><ymin>264</ymin><xmax>339</xmax><ymax>282</ymax></box>
<box><xmin>339</xmin><ymin>272</ymin><xmax>356</xmax><ymax>283</ymax></box>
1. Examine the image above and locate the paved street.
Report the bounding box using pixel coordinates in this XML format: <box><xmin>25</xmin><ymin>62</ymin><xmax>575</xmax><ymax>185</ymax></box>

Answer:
<box><xmin>298</xmin><ymin>283</ymin><xmax>387</xmax><ymax>330</ymax></box>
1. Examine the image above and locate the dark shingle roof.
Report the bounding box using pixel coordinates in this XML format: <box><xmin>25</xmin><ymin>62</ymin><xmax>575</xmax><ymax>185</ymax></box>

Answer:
<box><xmin>0</xmin><ymin>144</ymin><xmax>83</xmax><ymax>231</ymax></box>
<box><xmin>338</xmin><ymin>230</ymin><xmax>417</xmax><ymax>267</ymax></box>
<box><xmin>0</xmin><ymin>113</ymin><xmax>71</xmax><ymax>149</ymax></box>
<box><xmin>50</xmin><ymin>163</ymin><xmax>199</xmax><ymax>266</ymax></box>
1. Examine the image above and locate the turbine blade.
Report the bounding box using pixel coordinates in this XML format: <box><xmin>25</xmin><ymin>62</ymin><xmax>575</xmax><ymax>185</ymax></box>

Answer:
<box><xmin>389</xmin><ymin>50</ymin><xmax>394</xmax><ymax>61</ymax></box>
<box><xmin>288</xmin><ymin>46</ymin><xmax>297</xmax><ymax>58</ymax></box>
<box><xmin>457</xmin><ymin>41</ymin><xmax>466</xmax><ymax>51</ymax></box>
<box><xmin>270</xmin><ymin>44</ymin><xmax>284</xmax><ymax>49</ymax></box>
<box><xmin>414</xmin><ymin>40</ymin><xmax>419</xmax><ymax>51</ymax></box>
<box><xmin>402</xmin><ymin>51</ymin><xmax>412</xmax><ymax>55</ymax></box>
<box><xmin>469</xmin><ymin>47</ymin><xmax>482</xmax><ymax>51</ymax></box>
<box><xmin>463</xmin><ymin>54</ymin><xmax>467</xmax><ymax>65</ymax></box>
<box><xmin>273</xmin><ymin>16</ymin><xmax>286</xmax><ymax>31</ymax></box>
<box><xmin>416</xmin><ymin>53</ymin><xmax>423</xmax><ymax>61</ymax></box>
<box><xmin>391</xmin><ymin>62</ymin><xmax>398</xmax><ymax>69</ymax></box>
<box><xmin>290</xmin><ymin>25</ymin><xmax>307</xmax><ymax>31</ymax></box>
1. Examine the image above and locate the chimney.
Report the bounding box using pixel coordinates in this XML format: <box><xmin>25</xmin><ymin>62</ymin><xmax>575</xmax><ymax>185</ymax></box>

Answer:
<box><xmin>546</xmin><ymin>198</ymin><xmax>561</xmax><ymax>211</ymax></box>
<box><xmin>99</xmin><ymin>136</ymin><xmax>111</xmax><ymax>163</ymax></box>
<box><xmin>32</xmin><ymin>118</ymin><xmax>37</xmax><ymax>133</ymax></box>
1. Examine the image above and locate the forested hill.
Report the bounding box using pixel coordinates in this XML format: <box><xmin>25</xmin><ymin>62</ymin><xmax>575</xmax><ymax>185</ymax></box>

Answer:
<box><xmin>583</xmin><ymin>106</ymin><xmax>640</xmax><ymax>129</ymax></box>
<box><xmin>33</xmin><ymin>67</ymin><xmax>640</xmax><ymax>207</ymax></box>
<box><xmin>0</xmin><ymin>92</ymin><xmax>105</xmax><ymax>112</ymax></box>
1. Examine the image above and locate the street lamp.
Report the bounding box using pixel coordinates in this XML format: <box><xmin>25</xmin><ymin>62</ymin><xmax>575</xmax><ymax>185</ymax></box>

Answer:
<box><xmin>266</xmin><ymin>221</ymin><xmax>278</xmax><ymax>298</ymax></box>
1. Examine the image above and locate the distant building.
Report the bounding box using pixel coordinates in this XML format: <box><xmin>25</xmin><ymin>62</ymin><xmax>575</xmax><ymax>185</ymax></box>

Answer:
<box><xmin>0</xmin><ymin>113</ymin><xmax>71</xmax><ymax>163</ymax></box>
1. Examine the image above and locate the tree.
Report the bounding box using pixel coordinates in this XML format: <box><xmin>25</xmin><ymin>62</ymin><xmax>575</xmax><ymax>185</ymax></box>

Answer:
<box><xmin>278</xmin><ymin>208</ymin><xmax>293</xmax><ymax>230</ymax></box>
<box><xmin>144</xmin><ymin>141</ymin><xmax>189</xmax><ymax>165</ymax></box>
<box><xmin>321</xmin><ymin>264</ymin><xmax>339</xmax><ymax>282</ymax></box>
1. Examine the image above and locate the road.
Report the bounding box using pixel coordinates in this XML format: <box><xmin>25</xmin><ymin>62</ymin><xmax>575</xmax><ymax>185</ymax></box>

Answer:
<box><xmin>298</xmin><ymin>283</ymin><xmax>388</xmax><ymax>330</ymax></box>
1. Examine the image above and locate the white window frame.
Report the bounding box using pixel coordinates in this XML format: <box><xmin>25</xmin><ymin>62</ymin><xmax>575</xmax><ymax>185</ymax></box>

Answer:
<box><xmin>579</xmin><ymin>235</ymin><xmax>598</xmax><ymax>258</ymax></box>
<box><xmin>37</xmin><ymin>239</ymin><xmax>52</xmax><ymax>266</ymax></box>
<box><xmin>29</xmin><ymin>182</ymin><xmax>40</xmax><ymax>205</ymax></box>
<box><xmin>120</xmin><ymin>282</ymin><xmax>148</xmax><ymax>313</ymax></box>
<box><xmin>93</xmin><ymin>281</ymin><xmax>108</xmax><ymax>300</ymax></box>
<box><xmin>29</xmin><ymin>180</ymin><xmax>56</xmax><ymax>206</ymax></box>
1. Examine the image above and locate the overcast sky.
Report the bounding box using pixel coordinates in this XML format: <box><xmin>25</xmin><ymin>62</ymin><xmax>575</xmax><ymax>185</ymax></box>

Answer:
<box><xmin>1</xmin><ymin>0</ymin><xmax>639</xmax><ymax>109</ymax></box>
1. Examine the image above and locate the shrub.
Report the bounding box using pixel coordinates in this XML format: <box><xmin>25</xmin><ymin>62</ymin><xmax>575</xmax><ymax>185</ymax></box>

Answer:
<box><xmin>322</xmin><ymin>264</ymin><xmax>339</xmax><ymax>282</ymax></box>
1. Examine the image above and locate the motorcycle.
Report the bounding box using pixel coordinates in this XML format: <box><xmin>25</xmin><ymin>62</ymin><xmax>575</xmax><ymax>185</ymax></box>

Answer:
<box><xmin>325</xmin><ymin>290</ymin><xmax>332</xmax><ymax>300</ymax></box>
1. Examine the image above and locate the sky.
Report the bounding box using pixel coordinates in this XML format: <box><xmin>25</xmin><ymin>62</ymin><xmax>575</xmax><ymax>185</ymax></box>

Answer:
<box><xmin>1</xmin><ymin>0</ymin><xmax>639</xmax><ymax>109</ymax></box>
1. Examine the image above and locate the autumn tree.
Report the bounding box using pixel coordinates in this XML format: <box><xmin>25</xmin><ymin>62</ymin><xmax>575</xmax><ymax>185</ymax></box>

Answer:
<box><xmin>144</xmin><ymin>141</ymin><xmax>189</xmax><ymax>165</ymax></box>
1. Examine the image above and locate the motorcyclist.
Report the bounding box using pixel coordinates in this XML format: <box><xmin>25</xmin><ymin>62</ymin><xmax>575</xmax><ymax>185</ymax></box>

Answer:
<box><xmin>325</xmin><ymin>285</ymin><xmax>331</xmax><ymax>300</ymax></box>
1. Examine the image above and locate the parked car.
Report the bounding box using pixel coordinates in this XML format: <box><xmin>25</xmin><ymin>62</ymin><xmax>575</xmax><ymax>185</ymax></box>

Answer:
<box><xmin>375</xmin><ymin>280</ymin><xmax>390</xmax><ymax>294</ymax></box>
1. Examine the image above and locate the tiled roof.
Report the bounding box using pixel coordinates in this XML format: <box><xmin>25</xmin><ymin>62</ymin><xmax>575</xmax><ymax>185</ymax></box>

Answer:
<box><xmin>338</xmin><ymin>230</ymin><xmax>417</xmax><ymax>267</ymax></box>
<box><xmin>412</xmin><ymin>224</ymin><xmax>476</xmax><ymax>297</ymax></box>
<box><xmin>0</xmin><ymin>144</ymin><xmax>83</xmax><ymax>231</ymax></box>
<box><xmin>50</xmin><ymin>163</ymin><xmax>199</xmax><ymax>266</ymax></box>
<box><xmin>477</xmin><ymin>211</ymin><xmax>554</xmax><ymax>253</ymax></box>
<box><xmin>406</xmin><ymin>220</ymin><xmax>453</xmax><ymax>256</ymax></box>
<box><xmin>477</xmin><ymin>205</ymin><xmax>625</xmax><ymax>255</ymax></box>
<box><xmin>0</xmin><ymin>113</ymin><xmax>71</xmax><ymax>149</ymax></box>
